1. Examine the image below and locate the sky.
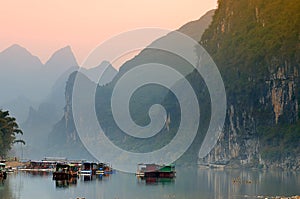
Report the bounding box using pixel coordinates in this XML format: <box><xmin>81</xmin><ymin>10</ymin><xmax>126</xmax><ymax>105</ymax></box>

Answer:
<box><xmin>0</xmin><ymin>0</ymin><xmax>217</xmax><ymax>65</ymax></box>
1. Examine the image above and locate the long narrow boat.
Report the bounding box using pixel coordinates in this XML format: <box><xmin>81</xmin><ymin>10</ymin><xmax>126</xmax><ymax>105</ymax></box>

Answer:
<box><xmin>19</xmin><ymin>160</ymin><xmax>56</xmax><ymax>172</ymax></box>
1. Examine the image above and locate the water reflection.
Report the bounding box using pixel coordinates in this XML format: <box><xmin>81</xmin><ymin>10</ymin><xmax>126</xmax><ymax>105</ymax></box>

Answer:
<box><xmin>79</xmin><ymin>174</ymin><xmax>112</xmax><ymax>182</ymax></box>
<box><xmin>0</xmin><ymin>177</ymin><xmax>5</xmax><ymax>184</ymax></box>
<box><xmin>194</xmin><ymin>168</ymin><xmax>300</xmax><ymax>199</ymax></box>
<box><xmin>0</xmin><ymin>168</ymin><xmax>299</xmax><ymax>199</ymax></box>
<box><xmin>0</xmin><ymin>174</ymin><xmax>17</xmax><ymax>199</ymax></box>
<box><xmin>23</xmin><ymin>171</ymin><xmax>51</xmax><ymax>177</ymax></box>
<box><xmin>80</xmin><ymin>174</ymin><xmax>93</xmax><ymax>182</ymax></box>
<box><xmin>96</xmin><ymin>174</ymin><xmax>112</xmax><ymax>181</ymax></box>
<box><xmin>137</xmin><ymin>177</ymin><xmax>175</xmax><ymax>185</ymax></box>
<box><xmin>55</xmin><ymin>178</ymin><xmax>77</xmax><ymax>188</ymax></box>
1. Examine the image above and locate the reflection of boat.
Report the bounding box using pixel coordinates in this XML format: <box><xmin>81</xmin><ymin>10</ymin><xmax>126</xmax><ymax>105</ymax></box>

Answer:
<box><xmin>25</xmin><ymin>170</ymin><xmax>52</xmax><ymax>176</ymax></box>
<box><xmin>81</xmin><ymin>174</ymin><xmax>93</xmax><ymax>181</ymax></box>
<box><xmin>0</xmin><ymin>163</ymin><xmax>7</xmax><ymax>179</ymax></box>
<box><xmin>144</xmin><ymin>177</ymin><xmax>175</xmax><ymax>185</ymax></box>
<box><xmin>53</xmin><ymin>163</ymin><xmax>78</xmax><ymax>180</ymax></box>
<box><xmin>136</xmin><ymin>164</ymin><xmax>176</xmax><ymax>178</ymax></box>
<box><xmin>55</xmin><ymin>178</ymin><xmax>77</xmax><ymax>188</ymax></box>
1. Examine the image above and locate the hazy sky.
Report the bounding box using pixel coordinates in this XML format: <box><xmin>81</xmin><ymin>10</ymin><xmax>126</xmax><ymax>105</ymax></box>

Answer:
<box><xmin>0</xmin><ymin>0</ymin><xmax>217</xmax><ymax>65</ymax></box>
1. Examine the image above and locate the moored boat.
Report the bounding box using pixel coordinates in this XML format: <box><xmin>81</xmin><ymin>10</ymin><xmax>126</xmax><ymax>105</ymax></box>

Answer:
<box><xmin>95</xmin><ymin>163</ymin><xmax>113</xmax><ymax>175</ymax></box>
<box><xmin>20</xmin><ymin>160</ymin><xmax>56</xmax><ymax>172</ymax></box>
<box><xmin>136</xmin><ymin>164</ymin><xmax>146</xmax><ymax>177</ymax></box>
<box><xmin>53</xmin><ymin>163</ymin><xmax>78</xmax><ymax>180</ymax></box>
<box><xmin>79</xmin><ymin>162</ymin><xmax>97</xmax><ymax>175</ymax></box>
<box><xmin>136</xmin><ymin>163</ymin><xmax>176</xmax><ymax>178</ymax></box>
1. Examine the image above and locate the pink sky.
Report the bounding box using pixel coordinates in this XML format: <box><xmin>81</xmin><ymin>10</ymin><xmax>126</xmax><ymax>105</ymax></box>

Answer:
<box><xmin>0</xmin><ymin>0</ymin><xmax>217</xmax><ymax>65</ymax></box>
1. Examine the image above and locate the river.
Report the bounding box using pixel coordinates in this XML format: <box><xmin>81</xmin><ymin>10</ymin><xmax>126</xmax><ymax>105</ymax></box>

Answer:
<box><xmin>1</xmin><ymin>167</ymin><xmax>299</xmax><ymax>199</ymax></box>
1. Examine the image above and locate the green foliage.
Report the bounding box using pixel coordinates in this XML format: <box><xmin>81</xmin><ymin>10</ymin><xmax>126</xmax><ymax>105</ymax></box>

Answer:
<box><xmin>201</xmin><ymin>0</ymin><xmax>300</xmax><ymax>91</ymax></box>
<box><xmin>0</xmin><ymin>109</ymin><xmax>25</xmax><ymax>157</ymax></box>
<box><xmin>201</xmin><ymin>0</ymin><xmax>300</xmax><ymax>163</ymax></box>
<box><xmin>258</xmin><ymin>121</ymin><xmax>300</xmax><ymax>162</ymax></box>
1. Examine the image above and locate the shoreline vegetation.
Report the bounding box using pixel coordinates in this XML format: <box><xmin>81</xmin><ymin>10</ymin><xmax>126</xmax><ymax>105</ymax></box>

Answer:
<box><xmin>0</xmin><ymin>110</ymin><xmax>25</xmax><ymax>158</ymax></box>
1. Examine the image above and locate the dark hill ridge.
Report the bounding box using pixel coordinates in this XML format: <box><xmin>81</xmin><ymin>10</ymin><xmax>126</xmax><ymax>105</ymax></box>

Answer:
<box><xmin>0</xmin><ymin>44</ymin><xmax>80</xmax><ymax>159</ymax></box>
<box><xmin>46</xmin><ymin>61</ymin><xmax>117</xmax><ymax>159</ymax></box>
<box><xmin>0</xmin><ymin>44</ymin><xmax>79</xmax><ymax>122</ymax></box>
<box><xmin>0</xmin><ymin>44</ymin><xmax>43</xmax><ymax>68</ymax></box>
<box><xmin>0</xmin><ymin>44</ymin><xmax>43</xmax><ymax>106</ymax></box>
<box><xmin>44</xmin><ymin>45</ymin><xmax>78</xmax><ymax>75</ymax></box>
<box><xmin>22</xmin><ymin>60</ymin><xmax>116</xmax><ymax>159</ymax></box>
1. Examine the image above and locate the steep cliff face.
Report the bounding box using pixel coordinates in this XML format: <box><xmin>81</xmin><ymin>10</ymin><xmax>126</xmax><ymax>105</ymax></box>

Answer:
<box><xmin>47</xmin><ymin>72</ymin><xmax>94</xmax><ymax>159</ymax></box>
<box><xmin>47</xmin><ymin>62</ymin><xmax>117</xmax><ymax>159</ymax></box>
<box><xmin>199</xmin><ymin>0</ymin><xmax>300</xmax><ymax>169</ymax></box>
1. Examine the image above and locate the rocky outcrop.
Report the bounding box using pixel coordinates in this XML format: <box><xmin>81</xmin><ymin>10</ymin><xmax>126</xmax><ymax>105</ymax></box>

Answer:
<box><xmin>199</xmin><ymin>0</ymin><xmax>300</xmax><ymax>170</ymax></box>
<box><xmin>46</xmin><ymin>72</ymin><xmax>94</xmax><ymax>159</ymax></box>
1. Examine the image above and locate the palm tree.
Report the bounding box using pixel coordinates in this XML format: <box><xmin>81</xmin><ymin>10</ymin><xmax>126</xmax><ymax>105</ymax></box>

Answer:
<box><xmin>0</xmin><ymin>109</ymin><xmax>25</xmax><ymax>158</ymax></box>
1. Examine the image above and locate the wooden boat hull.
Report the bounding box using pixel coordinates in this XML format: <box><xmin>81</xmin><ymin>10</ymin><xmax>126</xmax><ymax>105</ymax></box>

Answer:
<box><xmin>53</xmin><ymin>172</ymin><xmax>77</xmax><ymax>180</ymax></box>
<box><xmin>144</xmin><ymin>177</ymin><xmax>175</xmax><ymax>184</ymax></box>
<box><xmin>136</xmin><ymin>164</ymin><xmax>176</xmax><ymax>179</ymax></box>
<box><xmin>18</xmin><ymin>168</ymin><xmax>54</xmax><ymax>172</ymax></box>
<box><xmin>144</xmin><ymin>171</ymin><xmax>175</xmax><ymax>178</ymax></box>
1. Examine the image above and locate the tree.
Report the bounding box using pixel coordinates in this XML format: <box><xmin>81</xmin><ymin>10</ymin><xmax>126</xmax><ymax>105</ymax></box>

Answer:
<box><xmin>0</xmin><ymin>109</ymin><xmax>25</xmax><ymax>158</ymax></box>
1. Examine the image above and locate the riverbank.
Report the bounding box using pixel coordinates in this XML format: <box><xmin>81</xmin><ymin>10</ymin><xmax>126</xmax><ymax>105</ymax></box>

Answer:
<box><xmin>5</xmin><ymin>161</ymin><xmax>24</xmax><ymax>168</ymax></box>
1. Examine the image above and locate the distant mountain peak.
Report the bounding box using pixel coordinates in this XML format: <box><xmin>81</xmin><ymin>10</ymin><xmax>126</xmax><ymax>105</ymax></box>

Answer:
<box><xmin>1</xmin><ymin>44</ymin><xmax>40</xmax><ymax>60</ymax></box>
<box><xmin>177</xmin><ymin>9</ymin><xmax>215</xmax><ymax>42</ymax></box>
<box><xmin>6</xmin><ymin>44</ymin><xmax>27</xmax><ymax>51</ymax></box>
<box><xmin>0</xmin><ymin>44</ymin><xmax>43</xmax><ymax>71</ymax></box>
<box><xmin>7</xmin><ymin>44</ymin><xmax>26</xmax><ymax>51</ymax></box>
<box><xmin>80</xmin><ymin>60</ymin><xmax>117</xmax><ymax>85</ymax></box>
<box><xmin>45</xmin><ymin>46</ymin><xmax>78</xmax><ymax>69</ymax></box>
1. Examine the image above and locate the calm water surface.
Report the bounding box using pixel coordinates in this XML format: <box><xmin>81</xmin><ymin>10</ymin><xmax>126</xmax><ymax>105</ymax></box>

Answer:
<box><xmin>1</xmin><ymin>167</ymin><xmax>299</xmax><ymax>199</ymax></box>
